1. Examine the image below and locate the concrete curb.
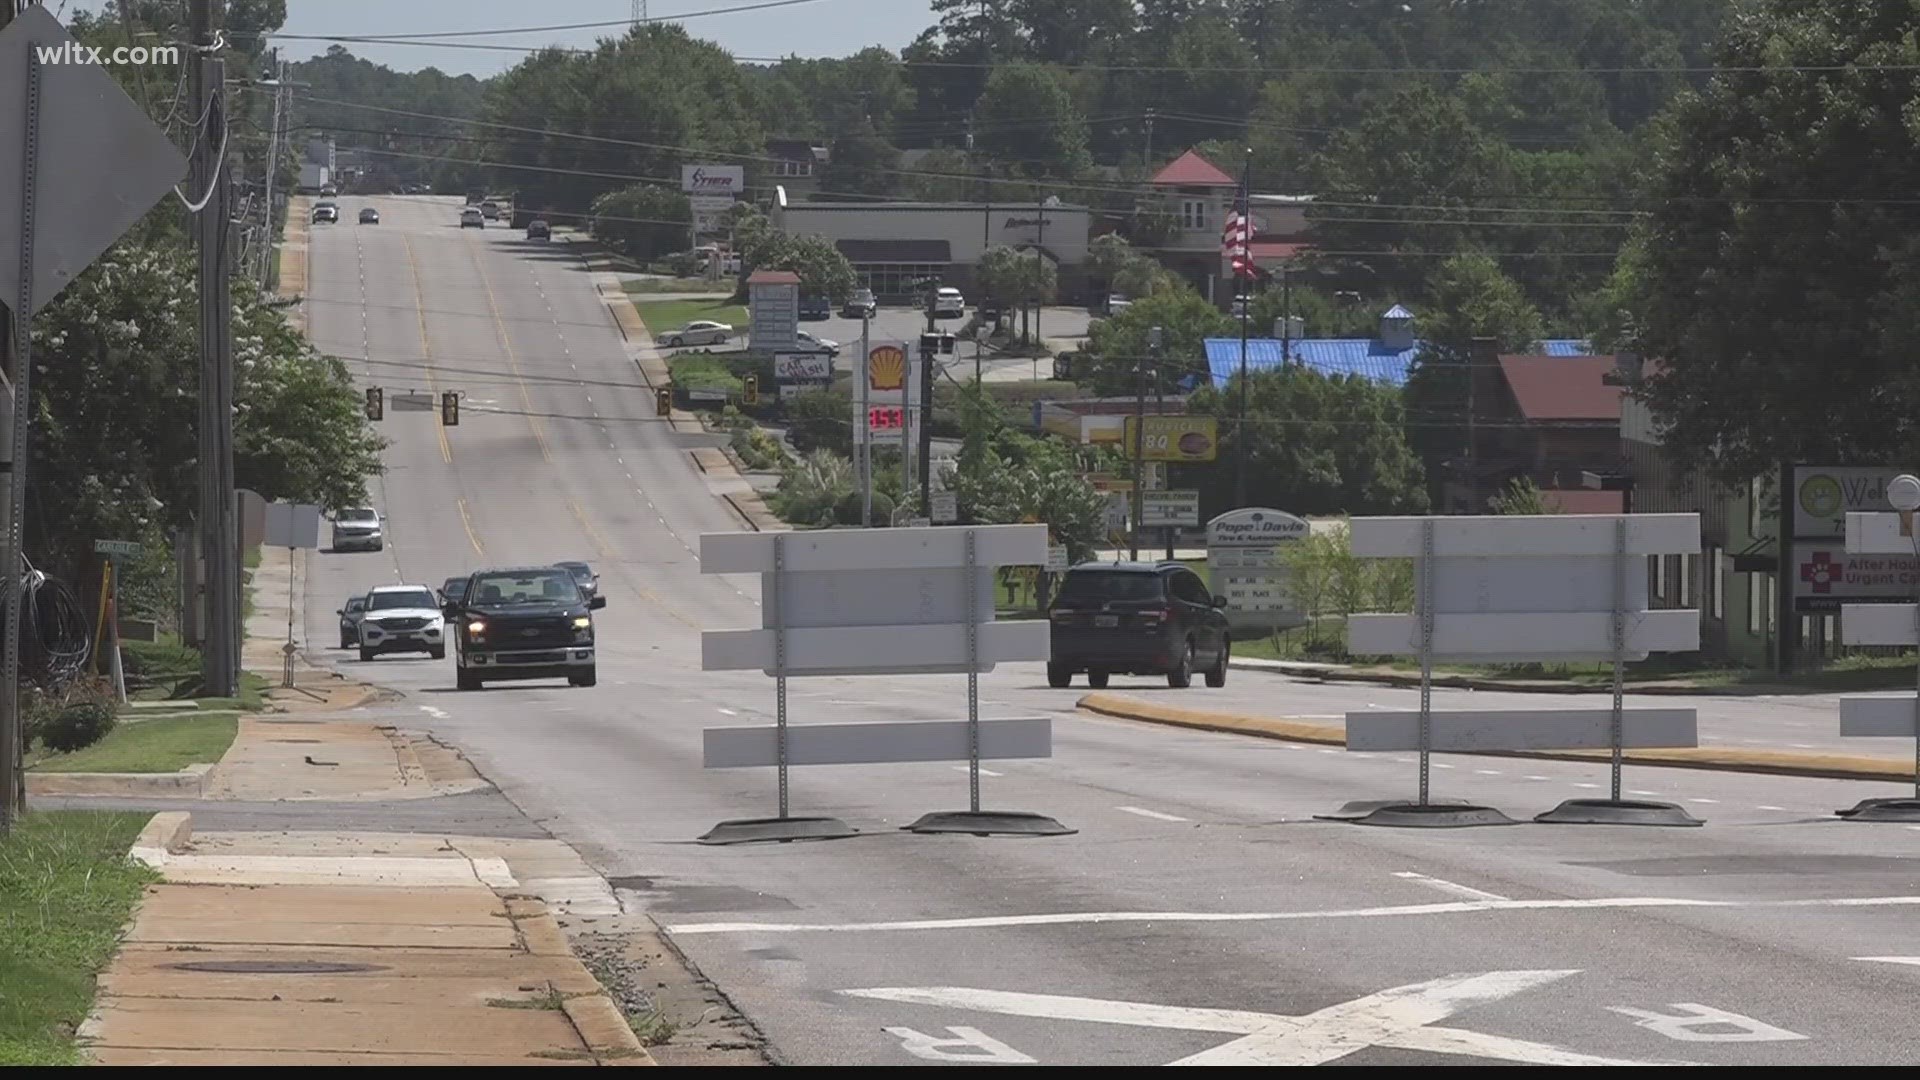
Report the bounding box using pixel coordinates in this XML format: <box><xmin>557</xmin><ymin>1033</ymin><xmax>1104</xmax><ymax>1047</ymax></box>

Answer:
<box><xmin>1076</xmin><ymin>692</ymin><xmax>1919</xmax><ymax>783</ymax></box>
<box><xmin>506</xmin><ymin>897</ymin><xmax>655</xmax><ymax>1065</ymax></box>
<box><xmin>1226</xmin><ymin>657</ymin><xmax>1884</xmax><ymax>698</ymax></box>
<box><xmin>28</xmin><ymin>763</ymin><xmax>214</xmax><ymax>798</ymax></box>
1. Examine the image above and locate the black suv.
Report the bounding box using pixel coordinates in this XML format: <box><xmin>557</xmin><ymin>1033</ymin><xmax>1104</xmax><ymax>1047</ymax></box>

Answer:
<box><xmin>442</xmin><ymin>565</ymin><xmax>605</xmax><ymax>690</ymax></box>
<box><xmin>1046</xmin><ymin>562</ymin><xmax>1230</xmax><ymax>689</ymax></box>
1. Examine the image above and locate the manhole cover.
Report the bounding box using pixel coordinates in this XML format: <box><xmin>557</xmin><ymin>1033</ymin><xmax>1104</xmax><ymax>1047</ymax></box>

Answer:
<box><xmin>268</xmin><ymin>738</ymin><xmax>323</xmax><ymax>744</ymax></box>
<box><xmin>164</xmin><ymin>960</ymin><xmax>387</xmax><ymax>974</ymax></box>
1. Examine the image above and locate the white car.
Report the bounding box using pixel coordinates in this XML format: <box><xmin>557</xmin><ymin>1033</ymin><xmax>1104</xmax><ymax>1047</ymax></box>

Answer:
<box><xmin>331</xmin><ymin>507</ymin><xmax>382</xmax><ymax>552</ymax></box>
<box><xmin>356</xmin><ymin>584</ymin><xmax>446</xmax><ymax>662</ymax></box>
<box><xmin>795</xmin><ymin>329</ymin><xmax>839</xmax><ymax>356</ymax></box>
<box><xmin>933</xmin><ymin>286</ymin><xmax>965</xmax><ymax>318</ymax></box>
<box><xmin>460</xmin><ymin>207</ymin><xmax>484</xmax><ymax>228</ymax></box>
<box><xmin>660</xmin><ymin>320</ymin><xmax>732</xmax><ymax>347</ymax></box>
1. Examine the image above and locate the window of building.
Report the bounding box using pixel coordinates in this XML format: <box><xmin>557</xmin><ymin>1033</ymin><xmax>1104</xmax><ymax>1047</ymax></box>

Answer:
<box><xmin>1652</xmin><ymin>554</ymin><xmax>1668</xmax><ymax>602</ymax></box>
<box><xmin>775</xmin><ymin>158</ymin><xmax>812</xmax><ymax>177</ymax></box>
<box><xmin>1180</xmin><ymin>199</ymin><xmax>1209</xmax><ymax>230</ymax></box>
<box><xmin>1747</xmin><ymin>573</ymin><xmax>1762</xmax><ymax>634</ymax></box>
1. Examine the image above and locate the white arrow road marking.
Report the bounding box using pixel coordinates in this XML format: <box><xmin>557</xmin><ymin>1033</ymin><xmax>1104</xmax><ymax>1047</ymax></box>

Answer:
<box><xmin>1607</xmin><ymin>1004</ymin><xmax>1805</xmax><ymax>1043</ymax></box>
<box><xmin>1393</xmin><ymin>872</ymin><xmax>1509</xmax><ymax>902</ymax></box>
<box><xmin>1119</xmin><ymin>806</ymin><xmax>1189</xmax><ymax>823</ymax></box>
<box><xmin>846</xmin><ymin>973</ymin><xmax>1700</xmax><ymax>1066</ymax></box>
<box><xmin>418</xmin><ymin>705</ymin><xmax>449</xmax><ymax>719</ymax></box>
<box><xmin>886</xmin><ymin>1026</ymin><xmax>1035</xmax><ymax>1063</ymax></box>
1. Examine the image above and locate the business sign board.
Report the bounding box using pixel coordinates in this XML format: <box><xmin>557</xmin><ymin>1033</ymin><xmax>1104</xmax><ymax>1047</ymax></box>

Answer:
<box><xmin>1047</xmin><ymin>545</ymin><xmax>1070</xmax><ymax>572</ymax></box>
<box><xmin>1103</xmin><ymin>492</ymin><xmax>1130</xmax><ymax>534</ymax></box>
<box><xmin>1792</xmin><ymin>466</ymin><xmax>1908</xmax><ymax>539</ymax></box>
<box><xmin>681</xmin><ymin>164</ymin><xmax>745</xmax><ymax>196</ymax></box>
<box><xmin>1123</xmin><ymin>415</ymin><xmax>1219</xmax><ymax>462</ymax></box>
<box><xmin>930</xmin><ymin>491</ymin><xmax>958</xmax><ymax>524</ymax></box>
<box><xmin>774</xmin><ymin>352</ymin><xmax>833</xmax><ymax>381</ymax></box>
<box><xmin>1792</xmin><ymin>545</ymin><xmax>1920</xmax><ymax>611</ymax></box>
<box><xmin>748</xmin><ymin>279</ymin><xmax>799</xmax><ymax>353</ymax></box>
<box><xmin>1141</xmin><ymin>490</ymin><xmax>1200</xmax><ymax>528</ymax></box>
<box><xmin>854</xmin><ymin>341</ymin><xmax>919</xmax><ymax>446</ymax></box>
<box><xmin>1206</xmin><ymin>508</ymin><xmax>1309</xmax><ymax>629</ymax></box>
<box><xmin>690</xmin><ymin>193</ymin><xmax>735</xmax><ymax>232</ymax></box>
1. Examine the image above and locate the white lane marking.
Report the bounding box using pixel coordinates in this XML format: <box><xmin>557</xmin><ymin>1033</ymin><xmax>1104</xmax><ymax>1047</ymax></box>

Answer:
<box><xmin>886</xmin><ymin>1026</ymin><xmax>1034</xmax><ymax>1064</ymax></box>
<box><xmin>1630</xmin><ymin>790</ymin><xmax>1660</xmax><ymax>796</ymax></box>
<box><xmin>418</xmin><ymin>705</ymin><xmax>449</xmax><ymax>720</ymax></box>
<box><xmin>1525</xmin><ymin>775</ymin><xmax>1552</xmax><ymax>781</ymax></box>
<box><xmin>1756</xmin><ymin>805</ymin><xmax>1786</xmax><ymax>811</ymax></box>
<box><xmin>1859</xmin><ymin>956</ymin><xmax>1920</xmax><ymax>966</ymax></box>
<box><xmin>1118</xmin><ymin>806</ymin><xmax>1189</xmax><ymax>823</ymax></box>
<box><xmin>1688</xmin><ymin>798</ymin><xmax>1719</xmax><ymax>805</ymax></box>
<box><xmin>667</xmin><ymin>893</ymin><xmax>1920</xmax><ymax>936</ymax></box>
<box><xmin>846</xmin><ymin>973</ymin><xmax>1695</xmax><ymax>1067</ymax></box>
<box><xmin>717</xmin><ymin>707</ymin><xmax>737</xmax><ymax>716</ymax></box>
<box><xmin>1572</xmin><ymin>782</ymin><xmax>1600</xmax><ymax>789</ymax></box>
<box><xmin>953</xmin><ymin>765</ymin><xmax>1003</xmax><ymax>777</ymax></box>
<box><xmin>1790</xmin><ymin>743</ymin><xmax>1815</xmax><ymax>749</ymax></box>
<box><xmin>1474</xmin><ymin>769</ymin><xmax>1502</xmax><ymax>776</ymax></box>
<box><xmin>1431</xmin><ymin>762</ymin><xmax>1454</xmax><ymax>769</ymax></box>
<box><xmin>1607</xmin><ymin>1004</ymin><xmax>1806</xmax><ymax>1043</ymax></box>
<box><xmin>1393</xmin><ymin>872</ymin><xmax>1510</xmax><ymax>902</ymax></box>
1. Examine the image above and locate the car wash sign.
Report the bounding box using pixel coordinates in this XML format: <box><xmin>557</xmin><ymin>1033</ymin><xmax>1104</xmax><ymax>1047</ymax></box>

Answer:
<box><xmin>1207</xmin><ymin>508</ymin><xmax>1310</xmax><ymax>631</ymax></box>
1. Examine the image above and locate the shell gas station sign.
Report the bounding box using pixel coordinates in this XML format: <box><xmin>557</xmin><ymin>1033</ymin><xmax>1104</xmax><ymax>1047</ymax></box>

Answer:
<box><xmin>854</xmin><ymin>341</ymin><xmax>919</xmax><ymax>446</ymax></box>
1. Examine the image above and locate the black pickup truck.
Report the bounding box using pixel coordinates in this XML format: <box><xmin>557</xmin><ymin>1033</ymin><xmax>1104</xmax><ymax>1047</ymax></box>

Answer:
<box><xmin>443</xmin><ymin>565</ymin><xmax>605</xmax><ymax>690</ymax></box>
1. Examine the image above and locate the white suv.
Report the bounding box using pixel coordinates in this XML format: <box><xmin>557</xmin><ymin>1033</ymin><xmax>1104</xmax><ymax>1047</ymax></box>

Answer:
<box><xmin>357</xmin><ymin>585</ymin><xmax>446</xmax><ymax>662</ymax></box>
<box><xmin>933</xmin><ymin>286</ymin><xmax>965</xmax><ymax>318</ymax></box>
<box><xmin>331</xmin><ymin>507</ymin><xmax>383</xmax><ymax>552</ymax></box>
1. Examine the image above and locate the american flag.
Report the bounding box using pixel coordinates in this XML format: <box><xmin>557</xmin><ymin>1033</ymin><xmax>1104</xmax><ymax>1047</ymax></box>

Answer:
<box><xmin>1221</xmin><ymin>168</ymin><xmax>1255</xmax><ymax>279</ymax></box>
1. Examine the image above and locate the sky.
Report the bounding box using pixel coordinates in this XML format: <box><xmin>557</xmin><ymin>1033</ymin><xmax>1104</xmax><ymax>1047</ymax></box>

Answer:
<box><xmin>264</xmin><ymin>0</ymin><xmax>939</xmax><ymax>75</ymax></box>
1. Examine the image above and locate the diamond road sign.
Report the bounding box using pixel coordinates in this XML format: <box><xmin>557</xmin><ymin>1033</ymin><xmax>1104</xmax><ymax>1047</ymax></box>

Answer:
<box><xmin>0</xmin><ymin>6</ymin><xmax>189</xmax><ymax>315</ymax></box>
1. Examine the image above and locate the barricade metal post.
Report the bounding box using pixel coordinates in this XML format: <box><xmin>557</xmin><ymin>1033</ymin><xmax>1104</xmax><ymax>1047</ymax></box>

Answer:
<box><xmin>907</xmin><ymin>528</ymin><xmax>1074</xmax><ymax>836</ymax></box>
<box><xmin>698</xmin><ymin>532</ymin><xmax>858</xmax><ymax>844</ymax></box>
<box><xmin>1536</xmin><ymin>517</ymin><xmax>1701</xmax><ymax>825</ymax></box>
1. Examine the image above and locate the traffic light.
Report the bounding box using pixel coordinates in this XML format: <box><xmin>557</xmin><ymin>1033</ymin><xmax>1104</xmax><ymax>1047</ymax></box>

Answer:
<box><xmin>742</xmin><ymin>373</ymin><xmax>759</xmax><ymax>406</ymax></box>
<box><xmin>364</xmin><ymin>386</ymin><xmax>383</xmax><ymax>421</ymax></box>
<box><xmin>655</xmin><ymin>386</ymin><xmax>673</xmax><ymax>416</ymax></box>
<box><xmin>441</xmin><ymin>390</ymin><xmax>459</xmax><ymax>426</ymax></box>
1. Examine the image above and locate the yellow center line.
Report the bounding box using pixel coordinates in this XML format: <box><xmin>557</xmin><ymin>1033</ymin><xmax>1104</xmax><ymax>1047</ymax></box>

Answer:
<box><xmin>464</xmin><ymin>233</ymin><xmax>555</xmax><ymax>465</ymax></box>
<box><xmin>458</xmin><ymin>497</ymin><xmax>486</xmax><ymax>558</ymax></box>
<box><xmin>400</xmin><ymin>235</ymin><xmax>456</xmax><ymax>468</ymax></box>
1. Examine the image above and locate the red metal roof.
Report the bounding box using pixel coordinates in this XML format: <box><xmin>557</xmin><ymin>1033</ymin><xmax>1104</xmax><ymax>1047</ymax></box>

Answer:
<box><xmin>1149</xmin><ymin>149</ymin><xmax>1236</xmax><ymax>188</ymax></box>
<box><xmin>747</xmin><ymin>269</ymin><xmax>801</xmax><ymax>285</ymax></box>
<box><xmin>1497</xmin><ymin>355</ymin><xmax>1623</xmax><ymax>421</ymax></box>
<box><xmin>1540</xmin><ymin>489</ymin><xmax>1627</xmax><ymax>515</ymax></box>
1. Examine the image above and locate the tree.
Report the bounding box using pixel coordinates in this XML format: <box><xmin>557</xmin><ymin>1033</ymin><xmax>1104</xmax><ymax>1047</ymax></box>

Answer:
<box><xmin>589</xmin><ymin>186</ymin><xmax>692</xmax><ymax>262</ymax></box>
<box><xmin>972</xmin><ymin>63</ymin><xmax>1091</xmax><ymax>179</ymax></box>
<box><xmin>725</xmin><ymin>205</ymin><xmax>857</xmax><ymax>301</ymax></box>
<box><xmin>28</xmin><ymin>244</ymin><xmax>380</xmax><ymax>583</ymax></box>
<box><xmin>904</xmin><ymin>148</ymin><xmax>980</xmax><ymax>201</ymax></box>
<box><xmin>975</xmin><ymin>245</ymin><xmax>1058</xmax><ymax>344</ymax></box>
<box><xmin>1488</xmin><ymin>476</ymin><xmax>1555</xmax><ymax>515</ymax></box>
<box><xmin>1082</xmin><ymin>287</ymin><xmax>1231</xmax><ymax>395</ymax></box>
<box><xmin>1621</xmin><ymin>0</ymin><xmax>1920</xmax><ymax>481</ymax></box>
<box><xmin>1088</xmin><ymin>233</ymin><xmax>1175</xmax><ymax>300</ymax></box>
<box><xmin>945</xmin><ymin>384</ymin><xmax>1107</xmax><ymax>561</ymax></box>
<box><xmin>1402</xmin><ymin>253</ymin><xmax>1544</xmax><ymax>472</ymax></box>
<box><xmin>1187</xmin><ymin>367</ymin><xmax>1429</xmax><ymax>521</ymax></box>
<box><xmin>820</xmin><ymin>117</ymin><xmax>901</xmax><ymax>198</ymax></box>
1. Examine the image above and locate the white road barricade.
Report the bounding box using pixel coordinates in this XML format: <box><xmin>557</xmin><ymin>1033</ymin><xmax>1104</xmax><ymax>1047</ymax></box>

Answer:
<box><xmin>1328</xmin><ymin>512</ymin><xmax>1704</xmax><ymax>829</ymax></box>
<box><xmin>697</xmin><ymin>524</ymin><xmax>1073</xmax><ymax>844</ymax></box>
<box><xmin>1835</xmin><ymin>501</ymin><xmax>1920</xmax><ymax>821</ymax></box>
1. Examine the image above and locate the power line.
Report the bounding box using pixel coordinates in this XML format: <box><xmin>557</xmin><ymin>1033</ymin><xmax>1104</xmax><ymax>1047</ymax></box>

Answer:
<box><xmin>263</xmin><ymin>0</ymin><xmax>834</xmax><ymax>44</ymax></box>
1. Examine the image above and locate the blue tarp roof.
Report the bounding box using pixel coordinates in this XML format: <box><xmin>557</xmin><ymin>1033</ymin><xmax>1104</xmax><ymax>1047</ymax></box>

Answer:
<box><xmin>1202</xmin><ymin>337</ymin><xmax>1599</xmax><ymax>388</ymax></box>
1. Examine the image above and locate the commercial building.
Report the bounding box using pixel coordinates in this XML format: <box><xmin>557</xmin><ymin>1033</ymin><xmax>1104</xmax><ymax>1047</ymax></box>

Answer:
<box><xmin>1143</xmin><ymin>149</ymin><xmax>1312</xmax><ymax>304</ymax></box>
<box><xmin>771</xmin><ymin>187</ymin><xmax>1092</xmax><ymax>300</ymax></box>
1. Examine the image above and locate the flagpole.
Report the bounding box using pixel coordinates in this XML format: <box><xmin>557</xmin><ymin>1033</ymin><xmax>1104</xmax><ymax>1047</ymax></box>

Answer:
<box><xmin>1234</xmin><ymin>148</ymin><xmax>1253</xmax><ymax>509</ymax></box>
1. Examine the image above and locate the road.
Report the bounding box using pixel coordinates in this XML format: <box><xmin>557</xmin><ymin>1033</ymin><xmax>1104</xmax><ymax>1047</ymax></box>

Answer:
<box><xmin>298</xmin><ymin>196</ymin><xmax>1920</xmax><ymax>1066</ymax></box>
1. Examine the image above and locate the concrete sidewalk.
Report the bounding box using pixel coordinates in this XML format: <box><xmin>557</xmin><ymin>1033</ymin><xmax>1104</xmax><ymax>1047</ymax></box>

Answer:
<box><xmin>86</xmin><ymin>813</ymin><xmax>647</xmax><ymax>1065</ymax></box>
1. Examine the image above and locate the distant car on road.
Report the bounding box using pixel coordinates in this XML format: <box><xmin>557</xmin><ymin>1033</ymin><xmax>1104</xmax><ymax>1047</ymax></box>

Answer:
<box><xmin>842</xmin><ymin>288</ymin><xmax>876</xmax><ymax>319</ymax></box>
<box><xmin>795</xmin><ymin>329</ymin><xmax>839</xmax><ymax>356</ymax></box>
<box><xmin>555</xmin><ymin>561</ymin><xmax>600</xmax><ymax>606</ymax></box>
<box><xmin>440</xmin><ymin>576</ymin><xmax>469</xmax><ymax>606</ymax></box>
<box><xmin>460</xmin><ymin>207</ymin><xmax>484</xmax><ymax>228</ymax></box>
<box><xmin>319</xmin><ymin>183</ymin><xmax>337</xmax><ymax>197</ymax></box>
<box><xmin>479</xmin><ymin>201</ymin><xmax>501</xmax><ymax>220</ymax></box>
<box><xmin>357</xmin><ymin>584</ymin><xmax>446</xmax><ymax>663</ymax></box>
<box><xmin>660</xmin><ymin>320</ymin><xmax>731</xmax><ymax>347</ymax></box>
<box><xmin>311</xmin><ymin>204</ymin><xmax>338</xmax><ymax>224</ymax></box>
<box><xmin>337</xmin><ymin>595</ymin><xmax>367</xmax><ymax>649</ymax></box>
<box><xmin>1045</xmin><ymin>561</ymin><xmax>1230</xmax><ymax>690</ymax></box>
<box><xmin>443</xmin><ymin>565</ymin><xmax>605</xmax><ymax>690</ymax></box>
<box><xmin>799</xmin><ymin>294</ymin><xmax>831</xmax><ymax>320</ymax></box>
<box><xmin>526</xmin><ymin>219</ymin><xmax>550</xmax><ymax>241</ymax></box>
<box><xmin>331</xmin><ymin>507</ymin><xmax>383</xmax><ymax>552</ymax></box>
<box><xmin>933</xmin><ymin>286</ymin><xmax>965</xmax><ymax>318</ymax></box>
<box><xmin>358</xmin><ymin>207</ymin><xmax>380</xmax><ymax>224</ymax></box>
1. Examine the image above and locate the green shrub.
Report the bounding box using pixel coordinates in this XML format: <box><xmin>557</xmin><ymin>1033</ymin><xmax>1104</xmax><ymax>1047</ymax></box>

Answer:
<box><xmin>37</xmin><ymin>681</ymin><xmax>118</xmax><ymax>753</ymax></box>
<box><xmin>729</xmin><ymin>425</ymin><xmax>786</xmax><ymax>471</ymax></box>
<box><xmin>785</xmin><ymin>388</ymin><xmax>852</xmax><ymax>454</ymax></box>
<box><xmin>834</xmin><ymin>490</ymin><xmax>893</xmax><ymax>527</ymax></box>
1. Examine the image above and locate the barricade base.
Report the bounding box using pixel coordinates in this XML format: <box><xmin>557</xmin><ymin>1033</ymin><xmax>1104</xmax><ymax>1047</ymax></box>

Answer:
<box><xmin>1534</xmin><ymin>798</ymin><xmax>1703</xmax><ymax>827</ymax></box>
<box><xmin>1313</xmin><ymin>797</ymin><xmax>1476</xmax><ymax>822</ymax></box>
<box><xmin>1344</xmin><ymin>802</ymin><xmax>1520</xmax><ymax>828</ymax></box>
<box><xmin>1836</xmin><ymin>797</ymin><xmax>1920</xmax><ymax>822</ymax></box>
<box><xmin>902</xmin><ymin>810</ymin><xmax>1075</xmax><ymax>836</ymax></box>
<box><xmin>697</xmin><ymin>815</ymin><xmax>860</xmax><ymax>845</ymax></box>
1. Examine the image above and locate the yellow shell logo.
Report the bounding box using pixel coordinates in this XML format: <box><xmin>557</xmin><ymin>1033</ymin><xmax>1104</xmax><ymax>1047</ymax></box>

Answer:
<box><xmin>868</xmin><ymin>346</ymin><xmax>907</xmax><ymax>392</ymax></box>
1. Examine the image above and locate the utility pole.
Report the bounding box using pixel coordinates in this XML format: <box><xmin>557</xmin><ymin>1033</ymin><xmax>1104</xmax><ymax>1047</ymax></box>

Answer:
<box><xmin>192</xmin><ymin>0</ymin><xmax>239</xmax><ymax>697</ymax></box>
<box><xmin>858</xmin><ymin>310</ymin><xmax>871</xmax><ymax>527</ymax></box>
<box><xmin>0</xmin><ymin>0</ymin><xmax>27</xmax><ymax>832</ymax></box>
<box><xmin>1143</xmin><ymin>108</ymin><xmax>1155</xmax><ymax>171</ymax></box>
<box><xmin>259</xmin><ymin>56</ymin><xmax>285</xmax><ymax>289</ymax></box>
<box><xmin>1467</xmin><ymin>336</ymin><xmax>1494</xmax><ymax>513</ymax></box>
<box><xmin>1232</xmin><ymin>149</ymin><xmax>1254</xmax><ymax>509</ymax></box>
<box><xmin>1148</xmin><ymin>326</ymin><xmax>1171</xmax><ymax>560</ymax></box>
<box><xmin>1130</xmin><ymin>355</ymin><xmax>1147</xmax><ymax>562</ymax></box>
<box><xmin>917</xmin><ymin>283</ymin><xmax>936</xmax><ymax>514</ymax></box>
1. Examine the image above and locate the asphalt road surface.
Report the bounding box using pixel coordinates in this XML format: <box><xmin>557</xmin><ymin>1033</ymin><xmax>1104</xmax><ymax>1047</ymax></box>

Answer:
<box><xmin>299</xmin><ymin>197</ymin><xmax>1920</xmax><ymax>1067</ymax></box>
